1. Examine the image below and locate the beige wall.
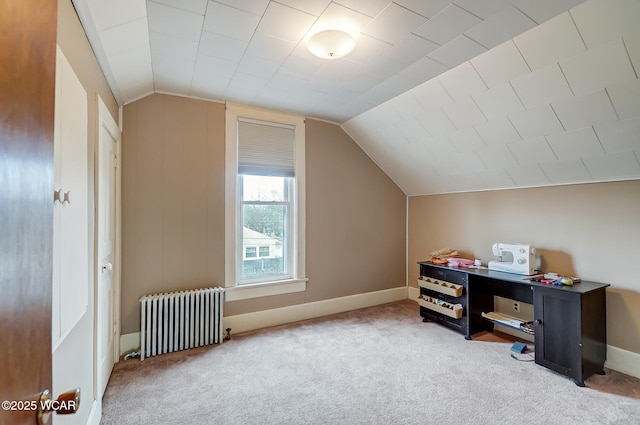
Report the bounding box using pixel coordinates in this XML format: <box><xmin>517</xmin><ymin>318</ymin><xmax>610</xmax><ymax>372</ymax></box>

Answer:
<box><xmin>55</xmin><ymin>1</ymin><xmax>118</xmax><ymax>425</ymax></box>
<box><xmin>121</xmin><ymin>94</ymin><xmax>226</xmax><ymax>334</ymax></box>
<box><xmin>408</xmin><ymin>180</ymin><xmax>640</xmax><ymax>355</ymax></box>
<box><xmin>120</xmin><ymin>97</ymin><xmax>406</xmax><ymax>332</ymax></box>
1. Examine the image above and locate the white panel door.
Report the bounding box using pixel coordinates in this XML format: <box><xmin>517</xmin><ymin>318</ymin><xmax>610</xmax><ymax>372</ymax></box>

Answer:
<box><xmin>52</xmin><ymin>46</ymin><xmax>88</xmax><ymax>349</ymax></box>
<box><xmin>96</xmin><ymin>96</ymin><xmax>120</xmax><ymax>399</ymax></box>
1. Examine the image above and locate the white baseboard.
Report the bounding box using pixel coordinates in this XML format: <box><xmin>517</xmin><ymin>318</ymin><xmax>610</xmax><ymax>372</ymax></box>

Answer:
<box><xmin>85</xmin><ymin>399</ymin><xmax>101</xmax><ymax>425</ymax></box>
<box><xmin>120</xmin><ymin>286</ymin><xmax>408</xmax><ymax>354</ymax></box>
<box><xmin>120</xmin><ymin>332</ymin><xmax>140</xmax><ymax>356</ymax></box>
<box><xmin>225</xmin><ymin>286</ymin><xmax>408</xmax><ymax>335</ymax></box>
<box><xmin>606</xmin><ymin>344</ymin><xmax>640</xmax><ymax>379</ymax></box>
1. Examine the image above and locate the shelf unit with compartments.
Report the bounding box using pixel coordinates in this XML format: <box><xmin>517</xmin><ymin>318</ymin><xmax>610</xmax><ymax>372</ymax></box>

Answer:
<box><xmin>418</xmin><ymin>263</ymin><xmax>469</xmax><ymax>337</ymax></box>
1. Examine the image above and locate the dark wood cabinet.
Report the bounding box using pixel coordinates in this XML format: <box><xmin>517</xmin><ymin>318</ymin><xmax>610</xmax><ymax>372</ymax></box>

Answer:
<box><xmin>418</xmin><ymin>262</ymin><xmax>609</xmax><ymax>386</ymax></box>
<box><xmin>533</xmin><ymin>285</ymin><xmax>607</xmax><ymax>386</ymax></box>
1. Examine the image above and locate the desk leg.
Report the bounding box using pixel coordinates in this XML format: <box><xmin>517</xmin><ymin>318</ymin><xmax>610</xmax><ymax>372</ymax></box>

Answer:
<box><xmin>574</xmin><ymin>380</ymin><xmax>586</xmax><ymax>387</ymax></box>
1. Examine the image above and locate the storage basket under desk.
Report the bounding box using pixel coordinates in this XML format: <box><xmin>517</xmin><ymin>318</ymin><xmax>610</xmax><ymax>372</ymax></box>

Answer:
<box><xmin>418</xmin><ymin>266</ymin><xmax>469</xmax><ymax>335</ymax></box>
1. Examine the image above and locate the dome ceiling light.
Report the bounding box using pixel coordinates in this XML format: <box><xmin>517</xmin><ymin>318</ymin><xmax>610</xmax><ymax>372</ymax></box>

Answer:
<box><xmin>307</xmin><ymin>30</ymin><xmax>356</xmax><ymax>60</ymax></box>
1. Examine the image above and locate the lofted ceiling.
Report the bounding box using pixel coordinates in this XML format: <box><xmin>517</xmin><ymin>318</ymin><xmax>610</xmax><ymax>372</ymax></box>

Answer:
<box><xmin>73</xmin><ymin>0</ymin><xmax>640</xmax><ymax>195</ymax></box>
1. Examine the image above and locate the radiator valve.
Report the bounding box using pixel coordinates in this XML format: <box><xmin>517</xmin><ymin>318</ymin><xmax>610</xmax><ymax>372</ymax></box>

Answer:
<box><xmin>225</xmin><ymin>328</ymin><xmax>232</xmax><ymax>341</ymax></box>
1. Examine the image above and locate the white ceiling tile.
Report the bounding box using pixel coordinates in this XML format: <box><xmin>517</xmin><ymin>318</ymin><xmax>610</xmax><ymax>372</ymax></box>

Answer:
<box><xmin>427</xmin><ymin>35</ymin><xmax>487</xmax><ymax>68</ymax></box>
<box><xmin>345</xmin><ymin>34</ymin><xmax>392</xmax><ymax>64</ymax></box>
<box><xmin>508</xmin><ymin>105</ymin><xmax>564</xmax><ymax>139</ymax></box>
<box><xmin>552</xmin><ymin>89</ymin><xmax>618</xmax><ymax>131</ymax></box>
<box><xmin>474</xmin><ymin>117</ymin><xmax>521</xmax><ymax>148</ymax></box>
<box><xmin>473</xmin><ymin>82</ymin><xmax>524</xmax><ymax>121</ymax></box>
<box><xmin>341</xmin><ymin>74</ymin><xmax>383</xmax><ymax>92</ymax></box>
<box><xmin>510</xmin><ymin>63</ymin><xmax>573</xmax><ymax>109</ymax></box>
<box><xmin>365</xmin><ymin>54</ymin><xmax>413</xmax><ymax>80</ymax></box>
<box><xmin>513</xmin><ymin>0</ymin><xmax>587</xmax><ymax>24</ymax></box>
<box><xmin>109</xmin><ymin>50</ymin><xmax>153</xmax><ymax>88</ymax></box>
<box><xmin>147</xmin><ymin>1</ymin><xmax>204</xmax><ymax>41</ymax></box>
<box><xmin>465</xmin><ymin>6</ymin><xmax>536</xmax><ymax>50</ymax></box>
<box><xmin>153</xmin><ymin>57</ymin><xmax>195</xmax><ymax>95</ymax></box>
<box><xmin>99</xmin><ymin>18</ymin><xmax>150</xmax><ymax>57</ymax></box>
<box><xmin>191</xmin><ymin>56</ymin><xmax>231</xmax><ymax>97</ymax></box>
<box><xmin>416</xmin><ymin>108</ymin><xmax>457</xmax><ymax>137</ymax></box>
<box><xmin>309</xmin><ymin>2</ymin><xmax>371</xmax><ymax>36</ymax></box>
<box><xmin>470</xmin><ymin>40</ymin><xmax>530</xmax><ymax>88</ymax></box>
<box><xmin>151</xmin><ymin>0</ymin><xmax>208</xmax><ymax>15</ymax></box>
<box><xmin>371</xmin><ymin>74</ymin><xmax>421</xmax><ymax>98</ymax></box>
<box><xmin>504</xmin><ymin>164</ymin><xmax>550</xmax><ymax>186</ymax></box>
<box><xmin>455</xmin><ymin>0</ymin><xmax>511</xmax><ymax>19</ymax></box>
<box><xmin>475</xmin><ymin>145</ymin><xmax>519</xmax><ymax>169</ymax></box>
<box><xmin>393</xmin><ymin>116</ymin><xmax>429</xmax><ymax>142</ymax></box>
<box><xmin>413</xmin><ymin>4</ymin><xmax>482</xmax><ymax>45</ymax></box>
<box><xmin>214</xmin><ymin>0</ymin><xmax>269</xmax><ymax>16</ymax></box>
<box><xmin>582</xmin><ymin>151</ymin><xmax>640</xmax><ymax>180</ymax></box>
<box><xmin>332</xmin><ymin>0</ymin><xmax>389</xmax><ymax>18</ymax></box>
<box><xmin>244</xmin><ymin>34</ymin><xmax>296</xmax><ymax>63</ymax></box>
<box><xmin>437</xmin><ymin>61</ymin><xmax>487</xmax><ymax>100</ymax></box>
<box><xmin>388</xmin><ymin>96</ymin><xmax>424</xmax><ymax>121</ymax></box>
<box><xmin>507</xmin><ymin>137</ymin><xmax>557</xmax><ymax>165</ymax></box>
<box><xmin>451</xmin><ymin>150</ymin><xmax>487</xmax><ymax>172</ymax></box>
<box><xmin>513</xmin><ymin>12</ymin><xmax>585</xmax><ymax>71</ymax></box>
<box><xmin>199</xmin><ymin>32</ymin><xmax>247</xmax><ymax>61</ymax></box>
<box><xmin>150</xmin><ymin>32</ymin><xmax>199</xmax><ymax>62</ymax></box>
<box><xmin>570</xmin><ymin>0</ymin><xmax>640</xmax><ymax>49</ymax></box>
<box><xmin>476</xmin><ymin>169</ymin><xmax>516</xmax><ymax>188</ymax></box>
<box><xmin>539</xmin><ymin>158</ymin><xmax>591</xmax><ymax>183</ymax></box>
<box><xmin>623</xmin><ymin>36</ymin><xmax>640</xmax><ymax>79</ymax></box>
<box><xmin>396</xmin><ymin>0</ymin><xmax>454</xmax><ymax>18</ymax></box>
<box><xmin>203</xmin><ymin>2</ymin><xmax>260</xmax><ymax>41</ymax></box>
<box><xmin>594</xmin><ymin>118</ymin><xmax>640</xmax><ymax>154</ymax></box>
<box><xmin>559</xmin><ymin>38</ymin><xmax>636</xmax><ymax>97</ymax></box>
<box><xmin>88</xmin><ymin>0</ymin><xmax>147</xmax><ymax>31</ymax></box>
<box><xmin>545</xmin><ymin>127</ymin><xmax>604</xmax><ymax>160</ymax></box>
<box><xmin>236</xmin><ymin>55</ymin><xmax>281</xmax><ymax>79</ymax></box>
<box><xmin>278</xmin><ymin>55</ymin><xmax>324</xmax><ymax>79</ymax></box>
<box><xmin>361</xmin><ymin>3</ymin><xmax>427</xmax><ymax>44</ymax></box>
<box><xmin>256</xmin><ymin>2</ymin><xmax>316</xmax><ymax>42</ymax></box>
<box><xmin>447</xmin><ymin>128</ymin><xmax>486</xmax><ymax>151</ymax></box>
<box><xmin>276</xmin><ymin>0</ymin><xmax>330</xmax><ymax>16</ymax></box>
<box><xmin>225</xmin><ymin>76</ymin><xmax>267</xmax><ymax>101</ymax></box>
<box><xmin>441</xmin><ymin>97</ymin><xmax>487</xmax><ymax>129</ymax></box>
<box><xmin>383</xmin><ymin>34</ymin><xmax>440</xmax><ymax>65</ymax></box>
<box><xmin>411</xmin><ymin>79</ymin><xmax>453</xmax><ymax>110</ymax></box>
<box><xmin>399</xmin><ymin>57</ymin><xmax>450</xmax><ymax>82</ymax></box>
<box><xmin>607</xmin><ymin>79</ymin><xmax>640</xmax><ymax>120</ymax></box>
<box><xmin>193</xmin><ymin>54</ymin><xmax>236</xmax><ymax>80</ymax></box>
<box><xmin>432</xmin><ymin>156</ymin><xmax>463</xmax><ymax>176</ymax></box>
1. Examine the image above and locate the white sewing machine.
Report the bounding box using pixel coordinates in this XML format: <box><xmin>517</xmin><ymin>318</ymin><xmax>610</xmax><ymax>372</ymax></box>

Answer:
<box><xmin>488</xmin><ymin>243</ymin><xmax>537</xmax><ymax>275</ymax></box>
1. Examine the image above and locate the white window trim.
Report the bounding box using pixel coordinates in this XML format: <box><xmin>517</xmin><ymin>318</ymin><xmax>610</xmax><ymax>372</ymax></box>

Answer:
<box><xmin>225</xmin><ymin>103</ymin><xmax>307</xmax><ymax>301</ymax></box>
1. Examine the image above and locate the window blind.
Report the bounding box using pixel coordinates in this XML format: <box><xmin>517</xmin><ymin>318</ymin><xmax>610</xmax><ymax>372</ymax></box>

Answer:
<box><xmin>238</xmin><ymin>118</ymin><xmax>295</xmax><ymax>177</ymax></box>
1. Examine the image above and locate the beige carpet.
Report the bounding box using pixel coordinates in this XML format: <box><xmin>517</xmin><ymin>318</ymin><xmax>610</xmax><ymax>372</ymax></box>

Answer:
<box><xmin>102</xmin><ymin>300</ymin><xmax>640</xmax><ymax>424</ymax></box>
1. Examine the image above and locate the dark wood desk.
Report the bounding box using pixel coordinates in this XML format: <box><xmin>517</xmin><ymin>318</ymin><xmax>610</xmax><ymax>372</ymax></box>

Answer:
<box><xmin>417</xmin><ymin>262</ymin><xmax>610</xmax><ymax>386</ymax></box>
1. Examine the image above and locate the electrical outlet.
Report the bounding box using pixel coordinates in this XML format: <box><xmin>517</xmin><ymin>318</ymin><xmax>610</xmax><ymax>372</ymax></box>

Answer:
<box><xmin>513</xmin><ymin>302</ymin><xmax>520</xmax><ymax>312</ymax></box>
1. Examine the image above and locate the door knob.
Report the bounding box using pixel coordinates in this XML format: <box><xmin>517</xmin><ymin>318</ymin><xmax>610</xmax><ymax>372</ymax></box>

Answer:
<box><xmin>102</xmin><ymin>262</ymin><xmax>113</xmax><ymax>272</ymax></box>
<box><xmin>37</xmin><ymin>388</ymin><xmax>80</xmax><ymax>425</ymax></box>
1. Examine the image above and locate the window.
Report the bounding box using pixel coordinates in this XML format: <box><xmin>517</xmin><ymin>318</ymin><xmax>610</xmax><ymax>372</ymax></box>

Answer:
<box><xmin>245</xmin><ymin>247</ymin><xmax>257</xmax><ymax>259</ymax></box>
<box><xmin>241</xmin><ymin>174</ymin><xmax>290</xmax><ymax>282</ymax></box>
<box><xmin>225</xmin><ymin>104</ymin><xmax>306</xmax><ymax>301</ymax></box>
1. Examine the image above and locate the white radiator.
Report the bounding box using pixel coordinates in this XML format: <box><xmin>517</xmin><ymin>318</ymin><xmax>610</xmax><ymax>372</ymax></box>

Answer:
<box><xmin>139</xmin><ymin>287</ymin><xmax>224</xmax><ymax>360</ymax></box>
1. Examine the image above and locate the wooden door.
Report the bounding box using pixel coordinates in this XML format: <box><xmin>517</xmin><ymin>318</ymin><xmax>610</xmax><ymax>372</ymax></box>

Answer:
<box><xmin>0</xmin><ymin>0</ymin><xmax>58</xmax><ymax>424</ymax></box>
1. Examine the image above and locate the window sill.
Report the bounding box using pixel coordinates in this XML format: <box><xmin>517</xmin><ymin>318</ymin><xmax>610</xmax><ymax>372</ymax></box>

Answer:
<box><xmin>225</xmin><ymin>278</ymin><xmax>307</xmax><ymax>302</ymax></box>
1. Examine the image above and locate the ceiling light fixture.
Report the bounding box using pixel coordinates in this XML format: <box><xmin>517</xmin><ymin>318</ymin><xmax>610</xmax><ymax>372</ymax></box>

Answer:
<box><xmin>307</xmin><ymin>30</ymin><xmax>355</xmax><ymax>60</ymax></box>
